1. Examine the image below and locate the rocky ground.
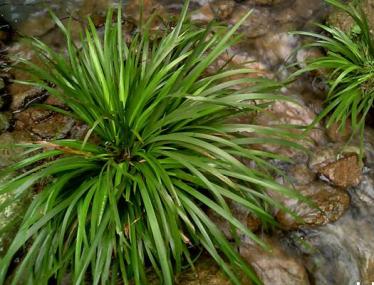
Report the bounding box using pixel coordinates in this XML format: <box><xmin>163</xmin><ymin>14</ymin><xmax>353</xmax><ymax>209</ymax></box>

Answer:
<box><xmin>0</xmin><ymin>0</ymin><xmax>374</xmax><ymax>284</ymax></box>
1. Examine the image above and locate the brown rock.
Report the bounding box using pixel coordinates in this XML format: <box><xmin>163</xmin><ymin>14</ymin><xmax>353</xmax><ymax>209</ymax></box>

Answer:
<box><xmin>240</xmin><ymin>237</ymin><xmax>310</xmax><ymax>285</ymax></box>
<box><xmin>318</xmin><ymin>153</ymin><xmax>362</xmax><ymax>188</ymax></box>
<box><xmin>16</xmin><ymin>16</ymin><xmax>55</xmax><ymax>37</ymax></box>
<box><xmin>275</xmin><ymin>181</ymin><xmax>350</xmax><ymax>229</ymax></box>
<box><xmin>44</xmin><ymin>95</ymin><xmax>65</xmax><ymax>107</ymax></box>
<box><xmin>69</xmin><ymin>122</ymin><xmax>90</xmax><ymax>140</ymax></box>
<box><xmin>288</xmin><ymin>164</ymin><xmax>316</xmax><ymax>185</ymax></box>
<box><xmin>191</xmin><ymin>4</ymin><xmax>215</xmax><ymax>23</ymax></box>
<box><xmin>125</xmin><ymin>0</ymin><xmax>166</xmax><ymax>23</ymax></box>
<box><xmin>210</xmin><ymin>0</ymin><xmax>236</xmax><ymax>20</ymax></box>
<box><xmin>14</xmin><ymin>107</ymin><xmax>51</xmax><ymax>130</ymax></box>
<box><xmin>230</xmin><ymin>7</ymin><xmax>271</xmax><ymax>38</ymax></box>
<box><xmin>31</xmin><ymin>114</ymin><xmax>74</xmax><ymax>140</ymax></box>
<box><xmin>10</xmin><ymin>87</ymin><xmax>47</xmax><ymax>111</ymax></box>
<box><xmin>14</xmin><ymin>107</ymin><xmax>75</xmax><ymax>140</ymax></box>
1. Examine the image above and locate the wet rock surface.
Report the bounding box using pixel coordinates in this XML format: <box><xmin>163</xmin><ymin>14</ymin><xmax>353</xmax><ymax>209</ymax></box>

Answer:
<box><xmin>308</xmin><ymin>145</ymin><xmax>363</xmax><ymax>188</ymax></box>
<box><xmin>318</xmin><ymin>153</ymin><xmax>362</xmax><ymax>188</ymax></box>
<box><xmin>275</xmin><ymin>181</ymin><xmax>350</xmax><ymax>229</ymax></box>
<box><xmin>14</xmin><ymin>107</ymin><xmax>75</xmax><ymax>139</ymax></box>
<box><xmin>281</xmin><ymin>169</ymin><xmax>374</xmax><ymax>285</ymax></box>
<box><xmin>240</xmin><ymin>237</ymin><xmax>310</xmax><ymax>285</ymax></box>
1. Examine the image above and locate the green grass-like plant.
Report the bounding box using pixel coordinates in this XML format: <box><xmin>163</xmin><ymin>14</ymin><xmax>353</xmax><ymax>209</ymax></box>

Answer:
<box><xmin>0</xmin><ymin>2</ymin><xmax>302</xmax><ymax>284</ymax></box>
<box><xmin>294</xmin><ymin>0</ymin><xmax>374</xmax><ymax>152</ymax></box>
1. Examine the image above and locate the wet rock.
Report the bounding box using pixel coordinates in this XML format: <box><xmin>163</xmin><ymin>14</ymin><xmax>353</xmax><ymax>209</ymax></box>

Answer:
<box><xmin>308</xmin><ymin>145</ymin><xmax>363</xmax><ymax>188</ymax></box>
<box><xmin>210</xmin><ymin>0</ymin><xmax>236</xmax><ymax>20</ymax></box>
<box><xmin>6</xmin><ymin>42</ymin><xmax>49</xmax><ymax>111</ymax></box>
<box><xmin>207</xmin><ymin>46</ymin><xmax>273</xmax><ymax>82</ymax></box>
<box><xmin>0</xmin><ymin>112</ymin><xmax>11</xmax><ymax>133</ymax></box>
<box><xmin>281</xmin><ymin>170</ymin><xmax>374</xmax><ymax>285</ymax></box>
<box><xmin>318</xmin><ymin>153</ymin><xmax>362</xmax><ymax>188</ymax></box>
<box><xmin>296</xmin><ymin>47</ymin><xmax>323</xmax><ymax>69</ymax></box>
<box><xmin>288</xmin><ymin>164</ymin><xmax>316</xmax><ymax>185</ymax></box>
<box><xmin>240</xmin><ymin>236</ymin><xmax>310</xmax><ymax>285</ymax></box>
<box><xmin>255</xmin><ymin>32</ymin><xmax>298</xmax><ymax>67</ymax></box>
<box><xmin>308</xmin><ymin>145</ymin><xmax>338</xmax><ymax>171</ymax></box>
<box><xmin>17</xmin><ymin>16</ymin><xmax>55</xmax><ymax>37</ymax></box>
<box><xmin>125</xmin><ymin>0</ymin><xmax>167</xmax><ymax>23</ymax></box>
<box><xmin>14</xmin><ymin>107</ymin><xmax>51</xmax><ymax>129</ymax></box>
<box><xmin>10</xmin><ymin>87</ymin><xmax>47</xmax><ymax>111</ymax></box>
<box><xmin>270</xmin><ymin>99</ymin><xmax>314</xmax><ymax>125</ymax></box>
<box><xmin>0</xmin><ymin>131</ymin><xmax>32</xmax><ymax>168</ymax></box>
<box><xmin>208</xmin><ymin>200</ymin><xmax>261</xmax><ymax>240</ymax></box>
<box><xmin>275</xmin><ymin>181</ymin><xmax>350</xmax><ymax>229</ymax></box>
<box><xmin>14</xmin><ymin>107</ymin><xmax>75</xmax><ymax>140</ymax></box>
<box><xmin>31</xmin><ymin>113</ymin><xmax>75</xmax><ymax>140</ymax></box>
<box><xmin>191</xmin><ymin>4</ymin><xmax>215</xmax><ymax>23</ymax></box>
<box><xmin>230</xmin><ymin>7</ymin><xmax>271</xmax><ymax>38</ymax></box>
<box><xmin>69</xmin><ymin>121</ymin><xmax>90</xmax><ymax>140</ymax></box>
<box><xmin>44</xmin><ymin>95</ymin><xmax>65</xmax><ymax>107</ymax></box>
<box><xmin>326</xmin><ymin>121</ymin><xmax>352</xmax><ymax>143</ymax></box>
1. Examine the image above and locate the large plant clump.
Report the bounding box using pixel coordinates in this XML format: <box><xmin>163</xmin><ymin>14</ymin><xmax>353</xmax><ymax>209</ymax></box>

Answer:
<box><xmin>295</xmin><ymin>0</ymin><xmax>374</xmax><ymax>152</ymax></box>
<box><xmin>0</xmin><ymin>2</ymin><xmax>300</xmax><ymax>284</ymax></box>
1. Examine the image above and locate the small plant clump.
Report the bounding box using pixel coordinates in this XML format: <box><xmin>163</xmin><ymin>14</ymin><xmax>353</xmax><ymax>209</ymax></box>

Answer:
<box><xmin>295</xmin><ymin>0</ymin><xmax>374</xmax><ymax>153</ymax></box>
<box><xmin>0</xmin><ymin>2</ymin><xmax>301</xmax><ymax>284</ymax></box>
